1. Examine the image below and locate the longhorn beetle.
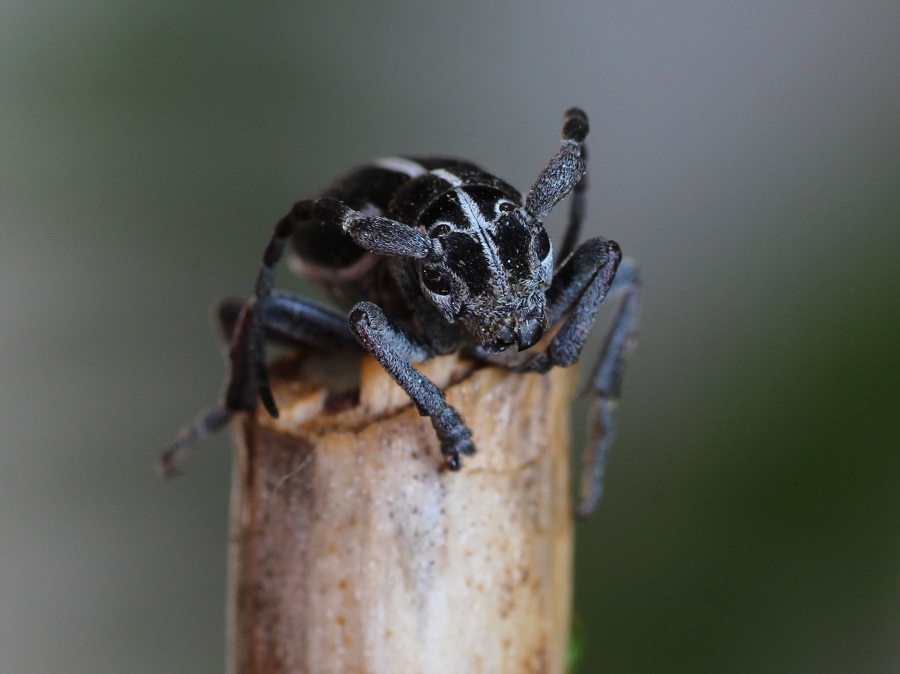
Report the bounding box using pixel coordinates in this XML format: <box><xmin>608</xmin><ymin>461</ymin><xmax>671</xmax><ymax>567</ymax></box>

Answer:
<box><xmin>161</xmin><ymin>108</ymin><xmax>639</xmax><ymax>516</ymax></box>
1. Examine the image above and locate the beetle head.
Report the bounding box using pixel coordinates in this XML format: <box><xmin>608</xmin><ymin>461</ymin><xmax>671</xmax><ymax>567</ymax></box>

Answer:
<box><xmin>418</xmin><ymin>187</ymin><xmax>553</xmax><ymax>352</ymax></box>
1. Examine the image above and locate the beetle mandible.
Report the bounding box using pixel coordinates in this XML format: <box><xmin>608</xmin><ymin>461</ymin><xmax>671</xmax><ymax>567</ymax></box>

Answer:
<box><xmin>162</xmin><ymin>108</ymin><xmax>640</xmax><ymax>516</ymax></box>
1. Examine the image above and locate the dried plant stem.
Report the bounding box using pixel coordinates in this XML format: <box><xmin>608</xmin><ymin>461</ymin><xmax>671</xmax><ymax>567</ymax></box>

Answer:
<box><xmin>227</xmin><ymin>352</ymin><xmax>577</xmax><ymax>674</ymax></box>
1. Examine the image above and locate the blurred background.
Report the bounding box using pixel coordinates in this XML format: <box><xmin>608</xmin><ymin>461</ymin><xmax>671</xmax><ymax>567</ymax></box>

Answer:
<box><xmin>2</xmin><ymin>1</ymin><xmax>898</xmax><ymax>672</ymax></box>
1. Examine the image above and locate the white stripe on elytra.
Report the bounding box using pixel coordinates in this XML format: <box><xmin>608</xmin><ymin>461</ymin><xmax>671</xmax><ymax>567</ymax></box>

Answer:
<box><xmin>430</xmin><ymin>168</ymin><xmax>463</xmax><ymax>187</ymax></box>
<box><xmin>372</xmin><ymin>157</ymin><xmax>427</xmax><ymax>178</ymax></box>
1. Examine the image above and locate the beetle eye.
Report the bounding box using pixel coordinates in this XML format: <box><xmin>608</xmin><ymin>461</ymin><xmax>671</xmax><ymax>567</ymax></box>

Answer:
<box><xmin>423</xmin><ymin>268</ymin><xmax>452</xmax><ymax>295</ymax></box>
<box><xmin>535</xmin><ymin>228</ymin><xmax>551</xmax><ymax>260</ymax></box>
<box><xmin>498</xmin><ymin>201</ymin><xmax>515</xmax><ymax>213</ymax></box>
<box><xmin>430</xmin><ymin>224</ymin><xmax>451</xmax><ymax>238</ymax></box>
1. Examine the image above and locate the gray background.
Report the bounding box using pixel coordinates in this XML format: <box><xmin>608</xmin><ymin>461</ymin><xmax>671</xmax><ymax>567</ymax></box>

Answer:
<box><xmin>2</xmin><ymin>1</ymin><xmax>898</xmax><ymax>672</ymax></box>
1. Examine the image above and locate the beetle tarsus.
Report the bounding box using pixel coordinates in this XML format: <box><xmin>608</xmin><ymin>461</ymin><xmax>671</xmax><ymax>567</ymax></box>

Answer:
<box><xmin>158</xmin><ymin>406</ymin><xmax>234</xmax><ymax>478</ymax></box>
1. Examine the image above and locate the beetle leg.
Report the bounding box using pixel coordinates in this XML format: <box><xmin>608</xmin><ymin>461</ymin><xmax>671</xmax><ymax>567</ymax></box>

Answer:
<box><xmin>530</xmin><ymin>237</ymin><xmax>624</xmax><ymax>371</ymax></box>
<box><xmin>159</xmin><ymin>300</ymin><xmax>256</xmax><ymax>477</ymax></box>
<box><xmin>349</xmin><ymin>301</ymin><xmax>475</xmax><ymax>470</ymax></box>
<box><xmin>532</xmin><ymin>242</ymin><xmax>640</xmax><ymax>516</ymax></box>
<box><xmin>217</xmin><ymin>291</ymin><xmax>359</xmax><ymax>351</ymax></box>
<box><xmin>574</xmin><ymin>259</ymin><xmax>640</xmax><ymax>517</ymax></box>
<box><xmin>159</xmin><ymin>292</ymin><xmax>359</xmax><ymax>476</ymax></box>
<box><xmin>481</xmin><ymin>240</ymin><xmax>640</xmax><ymax>516</ymax></box>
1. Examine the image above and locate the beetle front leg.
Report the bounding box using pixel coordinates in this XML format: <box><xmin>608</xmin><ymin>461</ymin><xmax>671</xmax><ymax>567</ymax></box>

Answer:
<box><xmin>349</xmin><ymin>301</ymin><xmax>475</xmax><ymax>470</ymax></box>
<box><xmin>519</xmin><ymin>239</ymin><xmax>640</xmax><ymax>516</ymax></box>
<box><xmin>525</xmin><ymin>237</ymin><xmax>622</xmax><ymax>373</ymax></box>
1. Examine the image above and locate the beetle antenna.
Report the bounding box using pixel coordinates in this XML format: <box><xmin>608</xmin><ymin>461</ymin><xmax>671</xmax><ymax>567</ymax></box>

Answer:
<box><xmin>525</xmin><ymin>108</ymin><xmax>589</xmax><ymax>219</ymax></box>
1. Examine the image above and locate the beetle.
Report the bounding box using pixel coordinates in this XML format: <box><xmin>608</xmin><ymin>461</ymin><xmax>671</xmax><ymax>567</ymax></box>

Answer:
<box><xmin>161</xmin><ymin>108</ymin><xmax>639</xmax><ymax>516</ymax></box>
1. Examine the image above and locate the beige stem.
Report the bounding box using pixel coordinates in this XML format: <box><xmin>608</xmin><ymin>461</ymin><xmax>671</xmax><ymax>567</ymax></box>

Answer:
<box><xmin>228</xmin><ymin>352</ymin><xmax>576</xmax><ymax>674</ymax></box>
